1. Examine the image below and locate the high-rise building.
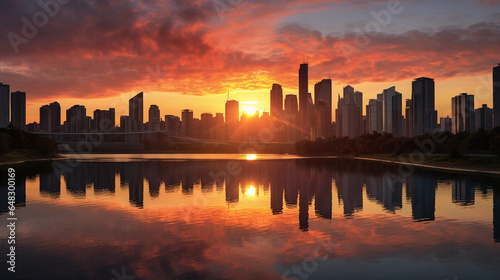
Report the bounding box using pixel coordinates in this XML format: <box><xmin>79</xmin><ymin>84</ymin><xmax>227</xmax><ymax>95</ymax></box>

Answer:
<box><xmin>40</xmin><ymin>105</ymin><xmax>51</xmax><ymax>132</ymax></box>
<box><xmin>148</xmin><ymin>105</ymin><xmax>160</xmax><ymax>131</ymax></box>
<box><xmin>299</xmin><ymin>63</ymin><xmax>308</xmax><ymax>129</ymax></box>
<box><xmin>405</xmin><ymin>99</ymin><xmax>413</xmax><ymax>137</ymax></box>
<box><xmin>11</xmin><ymin>91</ymin><xmax>26</xmax><ymax>130</ymax></box>
<box><xmin>440</xmin><ymin>117</ymin><xmax>452</xmax><ymax>132</ymax></box>
<box><xmin>270</xmin><ymin>84</ymin><xmax>285</xmax><ymax>142</ymax></box>
<box><xmin>270</xmin><ymin>84</ymin><xmax>283</xmax><ymax>118</ymax></box>
<box><xmin>475</xmin><ymin>104</ymin><xmax>493</xmax><ymax>131</ymax></box>
<box><xmin>284</xmin><ymin>94</ymin><xmax>299</xmax><ymax>142</ymax></box>
<box><xmin>200</xmin><ymin>113</ymin><xmax>214</xmax><ymax>139</ymax></box>
<box><xmin>0</xmin><ymin>83</ymin><xmax>9</xmax><ymax>128</ymax></box>
<box><xmin>181</xmin><ymin>109</ymin><xmax>194</xmax><ymax>137</ymax></box>
<box><xmin>337</xmin><ymin>85</ymin><xmax>363</xmax><ymax>138</ymax></box>
<box><xmin>66</xmin><ymin>105</ymin><xmax>87</xmax><ymax>133</ymax></box>
<box><xmin>213</xmin><ymin>113</ymin><xmax>225</xmax><ymax>141</ymax></box>
<box><xmin>94</xmin><ymin>108</ymin><xmax>115</xmax><ymax>133</ymax></box>
<box><xmin>367</xmin><ymin>98</ymin><xmax>383</xmax><ymax>134</ymax></box>
<box><xmin>164</xmin><ymin>115</ymin><xmax>181</xmax><ymax>134</ymax></box>
<box><xmin>493</xmin><ymin>64</ymin><xmax>500</xmax><ymax>128</ymax></box>
<box><xmin>382</xmin><ymin>86</ymin><xmax>403</xmax><ymax>137</ymax></box>
<box><xmin>451</xmin><ymin>93</ymin><xmax>475</xmax><ymax>133</ymax></box>
<box><xmin>411</xmin><ymin>77</ymin><xmax>437</xmax><ymax>136</ymax></box>
<box><xmin>225</xmin><ymin>100</ymin><xmax>239</xmax><ymax>141</ymax></box>
<box><xmin>129</xmin><ymin>92</ymin><xmax>143</xmax><ymax>131</ymax></box>
<box><xmin>314</xmin><ymin>79</ymin><xmax>332</xmax><ymax>137</ymax></box>
<box><xmin>50</xmin><ymin>102</ymin><xmax>61</xmax><ymax>133</ymax></box>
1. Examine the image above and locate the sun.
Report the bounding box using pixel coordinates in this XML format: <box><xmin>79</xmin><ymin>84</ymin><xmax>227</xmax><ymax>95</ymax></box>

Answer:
<box><xmin>244</xmin><ymin>185</ymin><xmax>256</xmax><ymax>196</ymax></box>
<box><xmin>242</xmin><ymin>106</ymin><xmax>258</xmax><ymax>115</ymax></box>
<box><xmin>245</xmin><ymin>154</ymin><xmax>257</xmax><ymax>160</ymax></box>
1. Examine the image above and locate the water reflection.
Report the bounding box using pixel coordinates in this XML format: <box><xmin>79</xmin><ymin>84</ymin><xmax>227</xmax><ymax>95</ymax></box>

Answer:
<box><xmin>1</xmin><ymin>158</ymin><xmax>499</xmax><ymax>240</ymax></box>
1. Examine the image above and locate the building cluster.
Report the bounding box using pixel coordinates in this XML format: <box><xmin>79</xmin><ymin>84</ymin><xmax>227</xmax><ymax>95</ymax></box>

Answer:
<box><xmin>0</xmin><ymin>63</ymin><xmax>499</xmax><ymax>141</ymax></box>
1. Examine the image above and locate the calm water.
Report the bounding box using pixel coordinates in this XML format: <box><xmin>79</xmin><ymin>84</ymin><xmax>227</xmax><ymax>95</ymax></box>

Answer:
<box><xmin>1</xmin><ymin>154</ymin><xmax>499</xmax><ymax>280</ymax></box>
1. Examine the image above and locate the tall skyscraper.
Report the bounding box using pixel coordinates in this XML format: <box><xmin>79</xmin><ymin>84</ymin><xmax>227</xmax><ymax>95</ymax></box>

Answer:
<box><xmin>225</xmin><ymin>100</ymin><xmax>239</xmax><ymax>141</ymax></box>
<box><xmin>213</xmin><ymin>113</ymin><xmax>225</xmax><ymax>141</ymax></box>
<box><xmin>0</xmin><ymin>83</ymin><xmax>9</xmax><ymax>128</ymax></box>
<box><xmin>382</xmin><ymin>86</ymin><xmax>403</xmax><ymax>137</ymax></box>
<box><xmin>475</xmin><ymin>104</ymin><xmax>493</xmax><ymax>131</ymax></box>
<box><xmin>270</xmin><ymin>84</ymin><xmax>283</xmax><ymax>118</ymax></box>
<box><xmin>452</xmin><ymin>93</ymin><xmax>475</xmax><ymax>133</ymax></box>
<box><xmin>164</xmin><ymin>115</ymin><xmax>181</xmax><ymax>134</ymax></box>
<box><xmin>367</xmin><ymin>98</ymin><xmax>383</xmax><ymax>134</ymax></box>
<box><xmin>494</xmin><ymin>64</ymin><xmax>500</xmax><ymax>128</ymax></box>
<box><xmin>148</xmin><ymin>105</ymin><xmax>160</xmax><ymax>131</ymax></box>
<box><xmin>94</xmin><ymin>108</ymin><xmax>115</xmax><ymax>133</ymax></box>
<box><xmin>411</xmin><ymin>77</ymin><xmax>437</xmax><ymax>136</ymax></box>
<box><xmin>299</xmin><ymin>63</ymin><xmax>308</xmax><ymax>129</ymax></box>
<box><xmin>200</xmin><ymin>113</ymin><xmax>213</xmax><ymax>139</ymax></box>
<box><xmin>405</xmin><ymin>99</ymin><xmax>413</xmax><ymax>137</ymax></box>
<box><xmin>440</xmin><ymin>117</ymin><xmax>452</xmax><ymax>132</ymax></box>
<box><xmin>181</xmin><ymin>109</ymin><xmax>194</xmax><ymax>137</ymax></box>
<box><xmin>337</xmin><ymin>85</ymin><xmax>363</xmax><ymax>138</ymax></box>
<box><xmin>50</xmin><ymin>102</ymin><xmax>61</xmax><ymax>133</ymax></box>
<box><xmin>314</xmin><ymin>79</ymin><xmax>332</xmax><ymax>137</ymax></box>
<box><xmin>284</xmin><ymin>94</ymin><xmax>299</xmax><ymax>142</ymax></box>
<box><xmin>11</xmin><ymin>91</ymin><xmax>26</xmax><ymax>130</ymax></box>
<box><xmin>129</xmin><ymin>92</ymin><xmax>143</xmax><ymax>131</ymax></box>
<box><xmin>66</xmin><ymin>105</ymin><xmax>87</xmax><ymax>133</ymax></box>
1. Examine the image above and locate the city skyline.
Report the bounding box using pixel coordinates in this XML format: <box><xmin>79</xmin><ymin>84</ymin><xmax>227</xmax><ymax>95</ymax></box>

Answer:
<box><xmin>0</xmin><ymin>62</ymin><xmax>499</xmax><ymax>140</ymax></box>
<box><xmin>1</xmin><ymin>1</ymin><xmax>500</xmax><ymax>124</ymax></box>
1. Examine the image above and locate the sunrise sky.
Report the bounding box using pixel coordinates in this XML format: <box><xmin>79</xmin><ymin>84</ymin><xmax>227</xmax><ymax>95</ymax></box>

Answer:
<box><xmin>1</xmin><ymin>0</ymin><xmax>499</xmax><ymax>123</ymax></box>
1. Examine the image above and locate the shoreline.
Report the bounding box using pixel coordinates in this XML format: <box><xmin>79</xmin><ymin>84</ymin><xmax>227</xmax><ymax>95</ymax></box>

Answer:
<box><xmin>0</xmin><ymin>157</ymin><xmax>65</xmax><ymax>167</ymax></box>
<box><xmin>345</xmin><ymin>155</ymin><xmax>500</xmax><ymax>176</ymax></box>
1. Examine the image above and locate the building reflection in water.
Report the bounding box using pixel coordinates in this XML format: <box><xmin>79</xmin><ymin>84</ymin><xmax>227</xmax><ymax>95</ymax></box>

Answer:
<box><xmin>1</xmin><ymin>159</ymin><xmax>499</xmax><ymax>242</ymax></box>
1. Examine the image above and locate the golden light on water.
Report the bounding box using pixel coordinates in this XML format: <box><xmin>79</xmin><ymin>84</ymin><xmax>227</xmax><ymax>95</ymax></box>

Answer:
<box><xmin>246</xmin><ymin>154</ymin><xmax>258</xmax><ymax>160</ymax></box>
<box><xmin>244</xmin><ymin>185</ymin><xmax>256</xmax><ymax>196</ymax></box>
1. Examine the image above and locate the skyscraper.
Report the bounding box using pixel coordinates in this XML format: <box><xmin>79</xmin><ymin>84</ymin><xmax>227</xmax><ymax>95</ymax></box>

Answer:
<box><xmin>299</xmin><ymin>63</ymin><xmax>308</xmax><ymax>129</ymax></box>
<box><xmin>148</xmin><ymin>105</ymin><xmax>160</xmax><ymax>131</ymax></box>
<box><xmin>270</xmin><ymin>84</ymin><xmax>283</xmax><ymax>118</ymax></box>
<box><xmin>284</xmin><ymin>94</ymin><xmax>299</xmax><ymax>142</ymax></box>
<box><xmin>129</xmin><ymin>92</ymin><xmax>143</xmax><ymax>131</ymax></box>
<box><xmin>314</xmin><ymin>79</ymin><xmax>332</xmax><ymax>137</ymax></box>
<box><xmin>66</xmin><ymin>105</ymin><xmax>87</xmax><ymax>133</ymax></box>
<box><xmin>200</xmin><ymin>113</ymin><xmax>214</xmax><ymax>139</ymax></box>
<box><xmin>494</xmin><ymin>64</ymin><xmax>500</xmax><ymax>128</ymax></box>
<box><xmin>405</xmin><ymin>99</ymin><xmax>413</xmax><ymax>137</ymax></box>
<box><xmin>181</xmin><ymin>109</ymin><xmax>194</xmax><ymax>137</ymax></box>
<box><xmin>11</xmin><ymin>91</ymin><xmax>26</xmax><ymax>130</ymax></box>
<box><xmin>94</xmin><ymin>108</ymin><xmax>115</xmax><ymax>133</ymax></box>
<box><xmin>0</xmin><ymin>83</ymin><xmax>9</xmax><ymax>128</ymax></box>
<box><xmin>50</xmin><ymin>102</ymin><xmax>61</xmax><ymax>133</ymax></box>
<box><xmin>411</xmin><ymin>77</ymin><xmax>437</xmax><ymax>136</ymax></box>
<box><xmin>225</xmin><ymin>100</ymin><xmax>239</xmax><ymax>141</ymax></box>
<box><xmin>338</xmin><ymin>85</ymin><xmax>363</xmax><ymax>138</ymax></box>
<box><xmin>475</xmin><ymin>104</ymin><xmax>493</xmax><ymax>131</ymax></box>
<box><xmin>382</xmin><ymin>86</ymin><xmax>403</xmax><ymax>137</ymax></box>
<box><xmin>367</xmin><ymin>98</ymin><xmax>383</xmax><ymax>134</ymax></box>
<box><xmin>40</xmin><ymin>105</ymin><xmax>51</xmax><ymax>132</ymax></box>
<box><xmin>452</xmin><ymin>93</ymin><xmax>475</xmax><ymax>133</ymax></box>
<box><xmin>440</xmin><ymin>117</ymin><xmax>452</xmax><ymax>132</ymax></box>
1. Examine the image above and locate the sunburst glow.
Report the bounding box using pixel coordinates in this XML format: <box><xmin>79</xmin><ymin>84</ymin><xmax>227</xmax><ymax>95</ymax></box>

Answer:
<box><xmin>246</xmin><ymin>154</ymin><xmax>257</xmax><ymax>160</ymax></box>
<box><xmin>244</xmin><ymin>185</ymin><xmax>256</xmax><ymax>196</ymax></box>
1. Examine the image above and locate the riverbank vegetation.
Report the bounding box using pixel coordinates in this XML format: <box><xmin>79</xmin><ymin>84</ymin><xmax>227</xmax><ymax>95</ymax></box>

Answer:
<box><xmin>0</xmin><ymin>126</ymin><xmax>58</xmax><ymax>162</ymax></box>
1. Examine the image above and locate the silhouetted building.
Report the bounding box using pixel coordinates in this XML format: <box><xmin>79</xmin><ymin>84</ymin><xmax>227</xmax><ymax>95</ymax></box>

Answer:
<box><xmin>11</xmin><ymin>91</ymin><xmax>26</xmax><ymax>130</ymax></box>
<box><xmin>337</xmin><ymin>86</ymin><xmax>363</xmax><ymax>138</ymax></box>
<box><xmin>412</xmin><ymin>77</ymin><xmax>437</xmax><ymax>136</ymax></box>
<box><xmin>181</xmin><ymin>109</ymin><xmax>194</xmax><ymax>137</ymax></box>
<box><xmin>405</xmin><ymin>99</ymin><xmax>413</xmax><ymax>137</ymax></box>
<box><xmin>148</xmin><ymin>105</ymin><xmax>160</xmax><ymax>131</ymax></box>
<box><xmin>493</xmin><ymin>64</ymin><xmax>500</xmax><ymax>128</ymax></box>
<box><xmin>284</xmin><ymin>94</ymin><xmax>299</xmax><ymax>142</ymax></box>
<box><xmin>94</xmin><ymin>108</ymin><xmax>115</xmax><ymax>133</ymax></box>
<box><xmin>407</xmin><ymin>173</ymin><xmax>435</xmax><ymax>221</ymax></box>
<box><xmin>164</xmin><ymin>115</ymin><xmax>181</xmax><ymax>134</ymax></box>
<box><xmin>0</xmin><ymin>83</ymin><xmax>10</xmax><ymax>128</ymax></box>
<box><xmin>65</xmin><ymin>105</ymin><xmax>87</xmax><ymax>133</ymax></box>
<box><xmin>366</xmin><ymin>97</ymin><xmax>383</xmax><ymax>134</ymax></box>
<box><xmin>383</xmin><ymin>86</ymin><xmax>403</xmax><ymax>137</ymax></box>
<box><xmin>314</xmin><ymin>79</ymin><xmax>332</xmax><ymax>137</ymax></box>
<box><xmin>270</xmin><ymin>84</ymin><xmax>285</xmax><ymax>142</ymax></box>
<box><xmin>129</xmin><ymin>92</ymin><xmax>143</xmax><ymax>131</ymax></box>
<box><xmin>440</xmin><ymin>116</ymin><xmax>452</xmax><ymax>132</ymax></box>
<box><xmin>213</xmin><ymin>113</ymin><xmax>225</xmax><ymax>141</ymax></box>
<box><xmin>299</xmin><ymin>63</ymin><xmax>309</xmax><ymax>132</ymax></box>
<box><xmin>475</xmin><ymin>104</ymin><xmax>493</xmax><ymax>131</ymax></box>
<box><xmin>200</xmin><ymin>113</ymin><xmax>213</xmax><ymax>139</ymax></box>
<box><xmin>225</xmin><ymin>100</ymin><xmax>239</xmax><ymax>141</ymax></box>
<box><xmin>452</xmin><ymin>93</ymin><xmax>475</xmax><ymax>133</ymax></box>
